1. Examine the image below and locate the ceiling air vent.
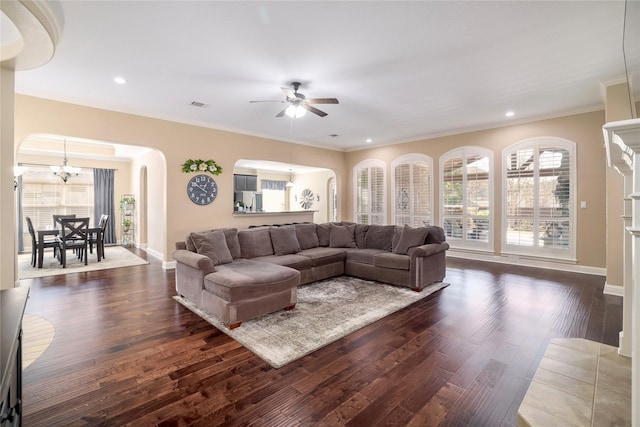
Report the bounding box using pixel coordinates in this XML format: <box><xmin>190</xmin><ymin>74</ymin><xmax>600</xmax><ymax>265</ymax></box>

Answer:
<box><xmin>190</xmin><ymin>101</ymin><xmax>208</xmax><ymax>108</ymax></box>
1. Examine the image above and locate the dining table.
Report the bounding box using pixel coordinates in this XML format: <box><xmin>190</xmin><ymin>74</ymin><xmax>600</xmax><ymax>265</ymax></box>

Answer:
<box><xmin>36</xmin><ymin>226</ymin><xmax>104</xmax><ymax>268</ymax></box>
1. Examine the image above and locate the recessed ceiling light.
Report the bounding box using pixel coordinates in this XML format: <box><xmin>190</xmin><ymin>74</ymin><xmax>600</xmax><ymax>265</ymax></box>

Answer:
<box><xmin>113</xmin><ymin>76</ymin><xmax>126</xmax><ymax>85</ymax></box>
<box><xmin>366</xmin><ymin>138</ymin><xmax>372</xmax><ymax>143</ymax></box>
<box><xmin>505</xmin><ymin>111</ymin><xmax>515</xmax><ymax>117</ymax></box>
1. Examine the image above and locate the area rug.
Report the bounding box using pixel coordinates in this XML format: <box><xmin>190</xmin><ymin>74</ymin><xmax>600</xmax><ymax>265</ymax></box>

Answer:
<box><xmin>174</xmin><ymin>277</ymin><xmax>449</xmax><ymax>368</ymax></box>
<box><xmin>18</xmin><ymin>246</ymin><xmax>149</xmax><ymax>279</ymax></box>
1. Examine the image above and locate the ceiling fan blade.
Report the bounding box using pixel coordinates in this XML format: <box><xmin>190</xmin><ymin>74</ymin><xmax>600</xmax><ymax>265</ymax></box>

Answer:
<box><xmin>302</xmin><ymin>104</ymin><xmax>328</xmax><ymax>117</ymax></box>
<box><xmin>276</xmin><ymin>107</ymin><xmax>288</xmax><ymax>118</ymax></box>
<box><xmin>281</xmin><ymin>87</ymin><xmax>296</xmax><ymax>99</ymax></box>
<box><xmin>249</xmin><ymin>100</ymin><xmax>285</xmax><ymax>103</ymax></box>
<box><xmin>306</xmin><ymin>98</ymin><xmax>339</xmax><ymax>105</ymax></box>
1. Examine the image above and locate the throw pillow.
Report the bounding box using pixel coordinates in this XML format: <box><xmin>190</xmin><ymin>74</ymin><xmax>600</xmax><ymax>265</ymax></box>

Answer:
<box><xmin>354</xmin><ymin>223</ymin><xmax>369</xmax><ymax>248</ymax></box>
<box><xmin>190</xmin><ymin>229</ymin><xmax>233</xmax><ymax>265</ymax></box>
<box><xmin>238</xmin><ymin>228</ymin><xmax>274</xmax><ymax>258</ymax></box>
<box><xmin>270</xmin><ymin>225</ymin><xmax>302</xmax><ymax>256</ymax></box>
<box><xmin>392</xmin><ymin>225</ymin><xmax>429</xmax><ymax>255</ymax></box>
<box><xmin>317</xmin><ymin>223</ymin><xmax>331</xmax><ymax>247</ymax></box>
<box><xmin>364</xmin><ymin>224</ymin><xmax>395</xmax><ymax>250</ymax></box>
<box><xmin>295</xmin><ymin>223</ymin><xmax>319</xmax><ymax>250</ymax></box>
<box><xmin>329</xmin><ymin>223</ymin><xmax>356</xmax><ymax>248</ymax></box>
<box><xmin>222</xmin><ymin>228</ymin><xmax>241</xmax><ymax>259</ymax></box>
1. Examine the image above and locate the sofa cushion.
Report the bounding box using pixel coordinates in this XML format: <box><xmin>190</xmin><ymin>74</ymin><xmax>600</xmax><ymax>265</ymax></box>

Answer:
<box><xmin>185</xmin><ymin>235</ymin><xmax>197</xmax><ymax>252</ymax></box>
<box><xmin>223</xmin><ymin>228</ymin><xmax>242</xmax><ymax>259</ymax></box>
<box><xmin>345</xmin><ymin>248</ymin><xmax>387</xmax><ymax>265</ymax></box>
<box><xmin>317</xmin><ymin>223</ymin><xmax>331</xmax><ymax>247</ymax></box>
<box><xmin>238</xmin><ymin>228</ymin><xmax>274</xmax><ymax>258</ymax></box>
<box><xmin>393</xmin><ymin>224</ymin><xmax>430</xmax><ymax>255</ymax></box>
<box><xmin>185</xmin><ymin>227</ymin><xmax>241</xmax><ymax>259</ymax></box>
<box><xmin>354</xmin><ymin>224</ymin><xmax>369</xmax><ymax>248</ymax></box>
<box><xmin>391</xmin><ymin>225</ymin><xmax>403</xmax><ymax>252</ymax></box>
<box><xmin>269</xmin><ymin>225</ymin><xmax>301</xmax><ymax>256</ymax></box>
<box><xmin>425</xmin><ymin>226</ymin><xmax>446</xmax><ymax>244</ymax></box>
<box><xmin>294</xmin><ymin>223</ymin><xmax>319</xmax><ymax>250</ymax></box>
<box><xmin>298</xmin><ymin>247</ymin><xmax>346</xmax><ymax>267</ymax></box>
<box><xmin>330</xmin><ymin>223</ymin><xmax>356</xmax><ymax>248</ymax></box>
<box><xmin>252</xmin><ymin>254</ymin><xmax>312</xmax><ymax>271</ymax></box>
<box><xmin>364</xmin><ymin>224</ymin><xmax>395</xmax><ymax>250</ymax></box>
<box><xmin>189</xmin><ymin>229</ymin><xmax>233</xmax><ymax>265</ymax></box>
<box><xmin>204</xmin><ymin>259</ymin><xmax>299</xmax><ymax>302</ymax></box>
<box><xmin>374</xmin><ymin>252</ymin><xmax>410</xmax><ymax>270</ymax></box>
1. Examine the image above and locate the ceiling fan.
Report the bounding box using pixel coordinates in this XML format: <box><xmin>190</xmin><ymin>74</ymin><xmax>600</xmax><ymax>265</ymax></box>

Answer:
<box><xmin>250</xmin><ymin>82</ymin><xmax>338</xmax><ymax>118</ymax></box>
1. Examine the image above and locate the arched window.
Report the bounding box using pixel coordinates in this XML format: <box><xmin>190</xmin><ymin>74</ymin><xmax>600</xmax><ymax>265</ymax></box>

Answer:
<box><xmin>440</xmin><ymin>147</ymin><xmax>493</xmax><ymax>250</ymax></box>
<box><xmin>391</xmin><ymin>154</ymin><xmax>433</xmax><ymax>226</ymax></box>
<box><xmin>353</xmin><ymin>159</ymin><xmax>386</xmax><ymax>224</ymax></box>
<box><xmin>502</xmin><ymin>137</ymin><xmax>576</xmax><ymax>259</ymax></box>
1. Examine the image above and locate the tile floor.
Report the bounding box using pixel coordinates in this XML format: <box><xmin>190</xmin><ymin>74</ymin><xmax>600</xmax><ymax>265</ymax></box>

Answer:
<box><xmin>518</xmin><ymin>338</ymin><xmax>631</xmax><ymax>427</ymax></box>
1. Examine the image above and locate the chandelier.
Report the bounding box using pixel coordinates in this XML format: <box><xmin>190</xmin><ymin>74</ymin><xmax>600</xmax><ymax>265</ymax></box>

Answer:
<box><xmin>50</xmin><ymin>138</ymin><xmax>81</xmax><ymax>183</ymax></box>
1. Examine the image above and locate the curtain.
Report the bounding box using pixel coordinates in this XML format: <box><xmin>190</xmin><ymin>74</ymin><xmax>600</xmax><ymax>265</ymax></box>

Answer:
<box><xmin>93</xmin><ymin>169</ymin><xmax>116</xmax><ymax>244</ymax></box>
<box><xmin>17</xmin><ymin>175</ymin><xmax>24</xmax><ymax>252</ymax></box>
<box><xmin>261</xmin><ymin>179</ymin><xmax>287</xmax><ymax>191</ymax></box>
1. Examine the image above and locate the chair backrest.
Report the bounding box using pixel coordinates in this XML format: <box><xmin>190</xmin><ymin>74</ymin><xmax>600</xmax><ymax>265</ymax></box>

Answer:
<box><xmin>53</xmin><ymin>214</ymin><xmax>76</xmax><ymax>231</ymax></box>
<box><xmin>25</xmin><ymin>216</ymin><xmax>37</xmax><ymax>246</ymax></box>
<box><xmin>99</xmin><ymin>214</ymin><xmax>109</xmax><ymax>233</ymax></box>
<box><xmin>59</xmin><ymin>217</ymin><xmax>90</xmax><ymax>244</ymax></box>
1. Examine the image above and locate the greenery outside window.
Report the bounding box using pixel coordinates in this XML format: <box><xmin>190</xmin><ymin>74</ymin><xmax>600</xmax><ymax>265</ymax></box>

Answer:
<box><xmin>502</xmin><ymin>137</ymin><xmax>575</xmax><ymax>260</ymax></box>
<box><xmin>440</xmin><ymin>147</ymin><xmax>493</xmax><ymax>250</ymax></box>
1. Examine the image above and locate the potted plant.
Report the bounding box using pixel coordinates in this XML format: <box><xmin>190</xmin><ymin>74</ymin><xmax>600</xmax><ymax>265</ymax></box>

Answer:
<box><xmin>120</xmin><ymin>196</ymin><xmax>135</xmax><ymax>213</ymax></box>
<box><xmin>123</xmin><ymin>219</ymin><xmax>132</xmax><ymax>232</ymax></box>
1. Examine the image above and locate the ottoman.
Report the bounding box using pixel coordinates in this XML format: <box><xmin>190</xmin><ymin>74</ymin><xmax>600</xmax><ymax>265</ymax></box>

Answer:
<box><xmin>202</xmin><ymin>259</ymin><xmax>300</xmax><ymax>328</ymax></box>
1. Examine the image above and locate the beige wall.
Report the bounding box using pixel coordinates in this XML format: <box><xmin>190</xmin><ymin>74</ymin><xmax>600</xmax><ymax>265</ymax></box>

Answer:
<box><xmin>14</xmin><ymin>95</ymin><xmax>346</xmax><ymax>263</ymax></box>
<box><xmin>288</xmin><ymin>170</ymin><xmax>336</xmax><ymax>223</ymax></box>
<box><xmin>345</xmin><ymin>110</ymin><xmax>608</xmax><ymax>268</ymax></box>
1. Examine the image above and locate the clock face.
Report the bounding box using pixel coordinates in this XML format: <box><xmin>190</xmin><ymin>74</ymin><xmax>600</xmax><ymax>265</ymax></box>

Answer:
<box><xmin>187</xmin><ymin>174</ymin><xmax>218</xmax><ymax>205</ymax></box>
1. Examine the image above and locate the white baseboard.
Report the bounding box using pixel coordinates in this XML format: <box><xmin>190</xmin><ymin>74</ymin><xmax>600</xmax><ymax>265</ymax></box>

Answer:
<box><xmin>446</xmin><ymin>250</ymin><xmax>606</xmax><ymax>276</ymax></box>
<box><xmin>603</xmin><ymin>283</ymin><xmax>624</xmax><ymax>297</ymax></box>
<box><xmin>144</xmin><ymin>247</ymin><xmax>163</xmax><ymax>261</ymax></box>
<box><xmin>163</xmin><ymin>260</ymin><xmax>176</xmax><ymax>270</ymax></box>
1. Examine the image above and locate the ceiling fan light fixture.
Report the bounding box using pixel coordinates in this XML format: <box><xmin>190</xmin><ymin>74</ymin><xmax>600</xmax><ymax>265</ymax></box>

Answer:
<box><xmin>285</xmin><ymin>104</ymin><xmax>306</xmax><ymax>118</ymax></box>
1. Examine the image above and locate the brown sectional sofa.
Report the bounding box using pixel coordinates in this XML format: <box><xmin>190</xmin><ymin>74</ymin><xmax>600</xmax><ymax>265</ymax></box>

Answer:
<box><xmin>173</xmin><ymin>222</ymin><xmax>449</xmax><ymax>328</ymax></box>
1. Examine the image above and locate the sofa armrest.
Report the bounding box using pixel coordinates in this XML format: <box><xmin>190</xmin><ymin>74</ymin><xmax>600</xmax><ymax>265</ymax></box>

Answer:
<box><xmin>173</xmin><ymin>249</ymin><xmax>216</xmax><ymax>304</ymax></box>
<box><xmin>173</xmin><ymin>249</ymin><xmax>216</xmax><ymax>274</ymax></box>
<box><xmin>408</xmin><ymin>242</ymin><xmax>449</xmax><ymax>259</ymax></box>
<box><xmin>407</xmin><ymin>242</ymin><xmax>449</xmax><ymax>290</ymax></box>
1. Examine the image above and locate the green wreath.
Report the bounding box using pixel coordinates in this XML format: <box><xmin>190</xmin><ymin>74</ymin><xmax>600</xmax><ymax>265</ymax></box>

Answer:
<box><xmin>181</xmin><ymin>159</ymin><xmax>222</xmax><ymax>175</ymax></box>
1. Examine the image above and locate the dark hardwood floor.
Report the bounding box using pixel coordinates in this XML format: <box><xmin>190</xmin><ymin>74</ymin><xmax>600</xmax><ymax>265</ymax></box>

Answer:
<box><xmin>20</xmin><ymin>250</ymin><xmax>622</xmax><ymax>426</ymax></box>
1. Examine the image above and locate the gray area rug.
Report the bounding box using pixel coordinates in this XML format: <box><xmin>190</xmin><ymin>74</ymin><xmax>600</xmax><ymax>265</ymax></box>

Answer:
<box><xmin>18</xmin><ymin>246</ymin><xmax>149</xmax><ymax>279</ymax></box>
<box><xmin>174</xmin><ymin>277</ymin><xmax>449</xmax><ymax>368</ymax></box>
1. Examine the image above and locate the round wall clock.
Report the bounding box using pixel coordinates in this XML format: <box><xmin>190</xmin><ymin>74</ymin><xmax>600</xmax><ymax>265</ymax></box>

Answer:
<box><xmin>300</xmin><ymin>188</ymin><xmax>314</xmax><ymax>209</ymax></box>
<box><xmin>187</xmin><ymin>174</ymin><xmax>218</xmax><ymax>205</ymax></box>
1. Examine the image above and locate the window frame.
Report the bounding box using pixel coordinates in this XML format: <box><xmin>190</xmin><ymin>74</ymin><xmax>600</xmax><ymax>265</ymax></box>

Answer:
<box><xmin>501</xmin><ymin>137</ymin><xmax>576</xmax><ymax>261</ymax></box>
<box><xmin>439</xmin><ymin>146</ymin><xmax>493</xmax><ymax>251</ymax></box>
<box><xmin>391</xmin><ymin>153</ymin><xmax>433</xmax><ymax>227</ymax></box>
<box><xmin>353</xmin><ymin>159</ymin><xmax>387</xmax><ymax>224</ymax></box>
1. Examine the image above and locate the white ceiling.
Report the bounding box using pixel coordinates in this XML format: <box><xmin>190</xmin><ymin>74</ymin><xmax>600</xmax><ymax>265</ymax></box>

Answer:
<box><xmin>14</xmin><ymin>1</ymin><xmax>640</xmax><ymax>153</ymax></box>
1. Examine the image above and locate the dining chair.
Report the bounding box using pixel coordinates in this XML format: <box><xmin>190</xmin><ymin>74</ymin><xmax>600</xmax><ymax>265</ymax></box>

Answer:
<box><xmin>25</xmin><ymin>216</ymin><xmax>57</xmax><ymax>268</ymax></box>
<box><xmin>89</xmin><ymin>214</ymin><xmax>109</xmax><ymax>261</ymax></box>
<box><xmin>56</xmin><ymin>217</ymin><xmax>89</xmax><ymax>268</ymax></box>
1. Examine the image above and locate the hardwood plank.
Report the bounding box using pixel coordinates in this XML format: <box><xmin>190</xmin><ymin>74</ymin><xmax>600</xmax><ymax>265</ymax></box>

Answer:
<box><xmin>20</xmin><ymin>251</ymin><xmax>622</xmax><ymax>426</ymax></box>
